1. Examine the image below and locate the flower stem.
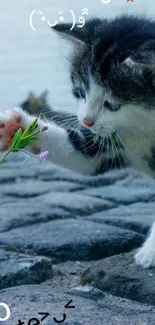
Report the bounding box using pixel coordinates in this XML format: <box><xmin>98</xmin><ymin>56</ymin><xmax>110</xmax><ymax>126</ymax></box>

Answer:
<box><xmin>0</xmin><ymin>145</ymin><xmax>14</xmax><ymax>163</ymax></box>
<box><xmin>20</xmin><ymin>149</ymin><xmax>38</xmax><ymax>158</ymax></box>
<box><xmin>22</xmin><ymin>130</ymin><xmax>40</xmax><ymax>140</ymax></box>
<box><xmin>23</xmin><ymin>126</ymin><xmax>48</xmax><ymax>140</ymax></box>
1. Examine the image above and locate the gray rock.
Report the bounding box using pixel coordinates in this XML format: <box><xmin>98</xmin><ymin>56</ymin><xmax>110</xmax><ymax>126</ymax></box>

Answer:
<box><xmin>37</xmin><ymin>192</ymin><xmax>117</xmax><ymax>215</ymax></box>
<box><xmin>0</xmin><ymin>202</ymin><xmax>71</xmax><ymax>233</ymax></box>
<box><xmin>0</xmin><ymin>249</ymin><xmax>52</xmax><ymax>290</ymax></box>
<box><xmin>44</xmin><ymin>181</ymin><xmax>84</xmax><ymax>192</ymax></box>
<box><xmin>1</xmin><ymin>156</ymin><xmax>155</xmax><ymax>319</ymax></box>
<box><xmin>0</xmin><ymin>220</ymin><xmax>143</xmax><ymax>261</ymax></box>
<box><xmin>1</xmin><ymin>285</ymin><xmax>155</xmax><ymax>325</ymax></box>
<box><xmin>0</xmin><ymin>197</ymin><xmax>17</xmax><ymax>205</ymax></box>
<box><xmin>46</xmin><ymin>260</ymin><xmax>93</xmax><ymax>289</ymax></box>
<box><xmin>80</xmin><ymin>250</ymin><xmax>155</xmax><ymax>305</ymax></box>
<box><xmin>0</xmin><ymin>169</ymin><xmax>17</xmax><ymax>184</ymax></box>
<box><xmin>82</xmin><ymin>183</ymin><xmax>155</xmax><ymax>204</ymax></box>
<box><xmin>0</xmin><ymin>157</ymin><xmax>139</xmax><ymax>188</ymax></box>
<box><xmin>69</xmin><ymin>285</ymin><xmax>105</xmax><ymax>301</ymax></box>
<box><xmin>1</xmin><ymin>180</ymin><xmax>57</xmax><ymax>198</ymax></box>
<box><xmin>0</xmin><ymin>162</ymin><xmax>38</xmax><ymax>183</ymax></box>
<box><xmin>38</xmin><ymin>166</ymin><xmax>132</xmax><ymax>186</ymax></box>
<box><xmin>88</xmin><ymin>202</ymin><xmax>155</xmax><ymax>234</ymax></box>
<box><xmin>1</xmin><ymin>180</ymin><xmax>84</xmax><ymax>199</ymax></box>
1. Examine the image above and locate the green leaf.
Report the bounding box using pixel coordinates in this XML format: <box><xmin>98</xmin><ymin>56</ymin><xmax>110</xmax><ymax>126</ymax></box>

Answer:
<box><xmin>112</xmin><ymin>133</ymin><xmax>117</xmax><ymax>145</ymax></box>
<box><xmin>17</xmin><ymin>136</ymin><xmax>39</xmax><ymax>149</ymax></box>
<box><xmin>93</xmin><ymin>135</ymin><xmax>99</xmax><ymax>143</ymax></box>
<box><xmin>27</xmin><ymin>136</ymin><xmax>39</xmax><ymax>142</ymax></box>
<box><xmin>22</xmin><ymin>118</ymin><xmax>38</xmax><ymax>137</ymax></box>
<box><xmin>11</xmin><ymin>129</ymin><xmax>23</xmax><ymax>146</ymax></box>
<box><xmin>11</xmin><ymin>148</ymin><xmax>20</xmax><ymax>152</ymax></box>
<box><xmin>20</xmin><ymin>136</ymin><xmax>39</xmax><ymax>144</ymax></box>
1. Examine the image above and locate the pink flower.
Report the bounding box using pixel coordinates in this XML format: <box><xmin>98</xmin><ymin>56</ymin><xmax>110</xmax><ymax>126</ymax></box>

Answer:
<box><xmin>38</xmin><ymin>151</ymin><xmax>49</xmax><ymax>162</ymax></box>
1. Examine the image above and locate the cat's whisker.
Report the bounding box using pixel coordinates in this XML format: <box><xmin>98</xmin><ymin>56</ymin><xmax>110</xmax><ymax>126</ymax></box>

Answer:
<box><xmin>100</xmin><ymin>109</ymin><xmax>111</xmax><ymax>171</ymax></box>
<box><xmin>78</xmin><ymin>134</ymin><xmax>103</xmax><ymax>153</ymax></box>
<box><xmin>102</xmin><ymin>133</ymin><xmax>110</xmax><ymax>172</ymax></box>
<box><xmin>114</xmin><ymin>135</ymin><xmax>128</xmax><ymax>168</ymax></box>
<box><xmin>110</xmin><ymin>127</ymin><xmax>131</xmax><ymax>172</ymax></box>
<box><xmin>107</xmin><ymin>130</ymin><xmax>116</xmax><ymax>171</ymax></box>
<box><xmin>39</xmin><ymin>109</ymin><xmax>80</xmax><ymax>127</ymax></box>
<box><xmin>114</xmin><ymin>134</ymin><xmax>130</xmax><ymax>172</ymax></box>
<box><xmin>87</xmin><ymin>138</ymin><xmax>103</xmax><ymax>168</ymax></box>
<box><xmin>50</xmin><ymin>116</ymin><xmax>78</xmax><ymax>125</ymax></box>
<box><xmin>110</xmin><ymin>133</ymin><xmax>122</xmax><ymax>169</ymax></box>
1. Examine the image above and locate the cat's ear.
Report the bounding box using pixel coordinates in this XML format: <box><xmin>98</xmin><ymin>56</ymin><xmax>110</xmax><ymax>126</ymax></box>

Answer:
<box><xmin>51</xmin><ymin>18</ymin><xmax>102</xmax><ymax>45</ymax></box>
<box><xmin>39</xmin><ymin>90</ymin><xmax>49</xmax><ymax>104</ymax></box>
<box><xmin>52</xmin><ymin>23</ymin><xmax>85</xmax><ymax>45</ymax></box>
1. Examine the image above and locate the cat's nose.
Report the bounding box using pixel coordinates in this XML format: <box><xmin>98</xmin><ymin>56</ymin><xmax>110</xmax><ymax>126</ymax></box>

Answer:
<box><xmin>83</xmin><ymin>119</ymin><xmax>95</xmax><ymax>127</ymax></box>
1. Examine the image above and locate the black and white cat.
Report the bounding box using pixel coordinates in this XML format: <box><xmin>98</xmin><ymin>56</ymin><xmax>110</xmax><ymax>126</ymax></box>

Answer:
<box><xmin>1</xmin><ymin>15</ymin><xmax>155</xmax><ymax>268</ymax></box>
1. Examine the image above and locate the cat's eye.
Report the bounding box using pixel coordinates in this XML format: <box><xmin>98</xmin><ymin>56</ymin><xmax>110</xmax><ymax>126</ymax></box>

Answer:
<box><xmin>104</xmin><ymin>100</ymin><xmax>121</xmax><ymax>112</ymax></box>
<box><xmin>73</xmin><ymin>88</ymin><xmax>86</xmax><ymax>101</ymax></box>
<box><xmin>80</xmin><ymin>89</ymin><xmax>86</xmax><ymax>100</ymax></box>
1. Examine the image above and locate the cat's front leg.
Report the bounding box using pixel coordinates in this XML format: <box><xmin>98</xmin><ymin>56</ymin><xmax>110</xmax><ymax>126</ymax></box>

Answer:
<box><xmin>0</xmin><ymin>107</ymin><xmax>103</xmax><ymax>174</ymax></box>
<box><xmin>135</xmin><ymin>222</ymin><xmax>155</xmax><ymax>268</ymax></box>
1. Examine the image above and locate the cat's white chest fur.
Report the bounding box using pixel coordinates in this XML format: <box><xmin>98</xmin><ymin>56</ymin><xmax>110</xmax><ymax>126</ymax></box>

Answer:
<box><xmin>115</xmin><ymin>104</ymin><xmax>155</xmax><ymax>178</ymax></box>
<box><xmin>123</xmin><ymin>130</ymin><xmax>155</xmax><ymax>177</ymax></box>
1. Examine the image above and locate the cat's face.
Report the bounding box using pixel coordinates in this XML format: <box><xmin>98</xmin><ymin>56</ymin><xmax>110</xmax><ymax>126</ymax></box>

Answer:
<box><xmin>52</xmin><ymin>16</ymin><xmax>155</xmax><ymax>138</ymax></box>
<box><xmin>72</xmin><ymin>64</ymin><xmax>154</xmax><ymax>139</ymax></box>
<box><xmin>75</xmin><ymin>77</ymin><xmax>137</xmax><ymax>137</ymax></box>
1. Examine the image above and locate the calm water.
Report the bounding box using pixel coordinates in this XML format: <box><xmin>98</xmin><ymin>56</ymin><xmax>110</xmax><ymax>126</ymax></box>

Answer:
<box><xmin>0</xmin><ymin>0</ymin><xmax>154</xmax><ymax>113</ymax></box>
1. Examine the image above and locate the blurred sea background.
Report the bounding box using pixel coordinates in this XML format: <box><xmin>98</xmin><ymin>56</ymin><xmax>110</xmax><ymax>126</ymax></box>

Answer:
<box><xmin>0</xmin><ymin>0</ymin><xmax>154</xmax><ymax>114</ymax></box>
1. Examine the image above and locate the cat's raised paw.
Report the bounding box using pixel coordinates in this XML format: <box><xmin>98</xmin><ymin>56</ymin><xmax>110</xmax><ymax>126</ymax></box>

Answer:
<box><xmin>135</xmin><ymin>246</ymin><xmax>155</xmax><ymax>269</ymax></box>
<box><xmin>0</xmin><ymin>107</ymin><xmax>32</xmax><ymax>152</ymax></box>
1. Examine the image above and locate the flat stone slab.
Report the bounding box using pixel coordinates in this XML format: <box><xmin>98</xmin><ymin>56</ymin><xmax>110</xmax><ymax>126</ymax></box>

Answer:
<box><xmin>0</xmin><ymin>220</ymin><xmax>143</xmax><ymax>261</ymax></box>
<box><xmin>36</xmin><ymin>191</ymin><xmax>117</xmax><ymax>215</ymax></box>
<box><xmin>37</xmin><ymin>165</ymin><xmax>131</xmax><ymax>186</ymax></box>
<box><xmin>82</xmin><ymin>182</ymin><xmax>155</xmax><ymax>204</ymax></box>
<box><xmin>1</xmin><ymin>285</ymin><xmax>155</xmax><ymax>325</ymax></box>
<box><xmin>47</xmin><ymin>260</ymin><xmax>94</xmax><ymax>289</ymax></box>
<box><xmin>1</xmin><ymin>180</ymin><xmax>85</xmax><ymax>198</ymax></box>
<box><xmin>81</xmin><ymin>250</ymin><xmax>155</xmax><ymax>305</ymax></box>
<box><xmin>88</xmin><ymin>202</ymin><xmax>155</xmax><ymax>234</ymax></box>
<box><xmin>0</xmin><ymin>249</ymin><xmax>52</xmax><ymax>290</ymax></box>
<box><xmin>0</xmin><ymin>202</ymin><xmax>71</xmax><ymax>233</ymax></box>
<box><xmin>0</xmin><ymin>165</ymin><xmax>38</xmax><ymax>184</ymax></box>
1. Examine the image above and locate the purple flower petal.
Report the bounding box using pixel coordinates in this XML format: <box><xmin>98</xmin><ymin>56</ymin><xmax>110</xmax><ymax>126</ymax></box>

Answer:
<box><xmin>38</xmin><ymin>151</ymin><xmax>49</xmax><ymax>162</ymax></box>
<box><xmin>41</xmin><ymin>125</ymin><xmax>48</xmax><ymax>132</ymax></box>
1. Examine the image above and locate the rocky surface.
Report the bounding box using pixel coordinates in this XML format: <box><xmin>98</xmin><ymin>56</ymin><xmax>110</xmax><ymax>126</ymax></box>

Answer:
<box><xmin>1</xmin><ymin>156</ymin><xmax>155</xmax><ymax>324</ymax></box>
<box><xmin>2</xmin><ymin>285</ymin><xmax>155</xmax><ymax>325</ymax></box>
<box><xmin>0</xmin><ymin>249</ymin><xmax>52</xmax><ymax>290</ymax></box>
